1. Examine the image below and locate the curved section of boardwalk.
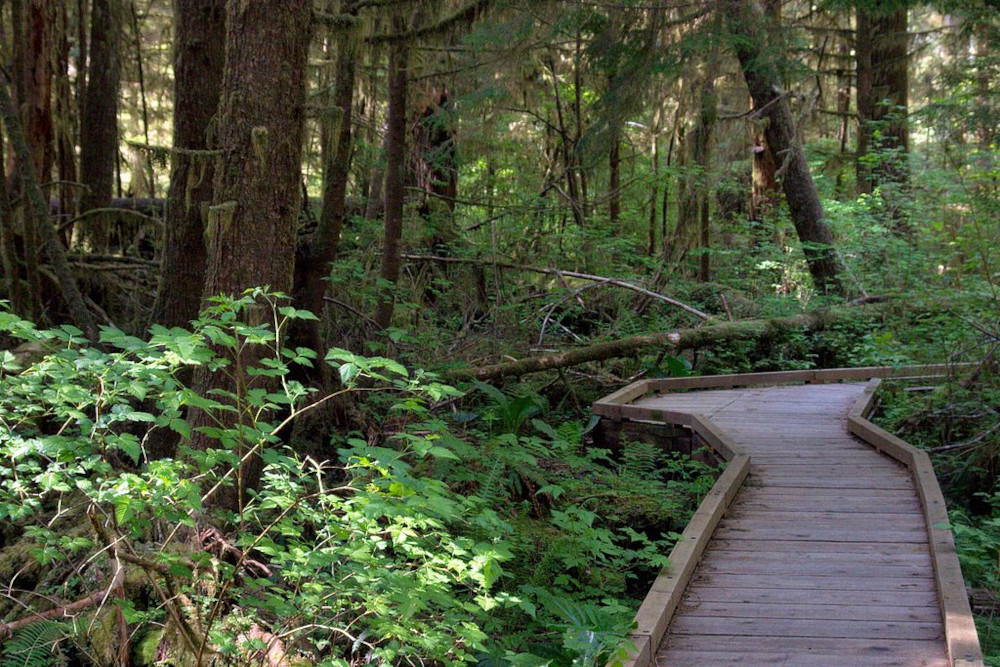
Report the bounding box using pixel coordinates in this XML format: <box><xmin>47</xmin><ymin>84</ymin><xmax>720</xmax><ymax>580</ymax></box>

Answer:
<box><xmin>594</xmin><ymin>370</ymin><xmax>983</xmax><ymax>666</ymax></box>
<box><xmin>648</xmin><ymin>384</ymin><xmax>946</xmax><ymax>665</ymax></box>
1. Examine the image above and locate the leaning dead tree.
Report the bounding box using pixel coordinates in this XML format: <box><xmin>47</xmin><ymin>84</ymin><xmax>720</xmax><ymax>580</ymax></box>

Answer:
<box><xmin>722</xmin><ymin>0</ymin><xmax>847</xmax><ymax>296</ymax></box>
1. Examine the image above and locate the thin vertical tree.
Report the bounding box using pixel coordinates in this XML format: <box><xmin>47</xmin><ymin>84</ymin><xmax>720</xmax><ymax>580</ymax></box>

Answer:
<box><xmin>373</xmin><ymin>16</ymin><xmax>410</xmax><ymax>330</ymax></box>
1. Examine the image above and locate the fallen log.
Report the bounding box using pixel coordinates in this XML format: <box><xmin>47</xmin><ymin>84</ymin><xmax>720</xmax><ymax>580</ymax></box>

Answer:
<box><xmin>445</xmin><ymin>307</ymin><xmax>871</xmax><ymax>383</ymax></box>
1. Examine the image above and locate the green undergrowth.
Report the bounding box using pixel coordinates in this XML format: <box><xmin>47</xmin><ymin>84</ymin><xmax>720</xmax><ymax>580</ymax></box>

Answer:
<box><xmin>0</xmin><ymin>292</ymin><xmax>715</xmax><ymax>666</ymax></box>
<box><xmin>877</xmin><ymin>370</ymin><xmax>1000</xmax><ymax>665</ymax></box>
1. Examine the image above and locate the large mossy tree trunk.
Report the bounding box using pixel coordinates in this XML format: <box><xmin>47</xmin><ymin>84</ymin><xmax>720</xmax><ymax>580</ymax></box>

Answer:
<box><xmin>192</xmin><ymin>0</ymin><xmax>311</xmax><ymax>512</ymax></box>
<box><xmin>723</xmin><ymin>0</ymin><xmax>846</xmax><ymax>296</ymax></box>
<box><xmin>78</xmin><ymin>0</ymin><xmax>120</xmax><ymax>251</ymax></box>
<box><xmin>152</xmin><ymin>0</ymin><xmax>224</xmax><ymax>331</ymax></box>
<box><xmin>856</xmin><ymin>4</ymin><xmax>910</xmax><ymax>236</ymax></box>
<box><xmin>373</xmin><ymin>23</ymin><xmax>409</xmax><ymax>330</ymax></box>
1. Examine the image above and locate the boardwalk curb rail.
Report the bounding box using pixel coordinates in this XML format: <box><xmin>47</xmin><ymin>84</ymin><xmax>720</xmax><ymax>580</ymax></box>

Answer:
<box><xmin>597</xmin><ymin>365</ymin><xmax>984</xmax><ymax>667</ymax></box>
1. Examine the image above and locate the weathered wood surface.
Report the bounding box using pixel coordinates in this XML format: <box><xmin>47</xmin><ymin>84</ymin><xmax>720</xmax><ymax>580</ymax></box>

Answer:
<box><xmin>600</xmin><ymin>374</ymin><xmax>983</xmax><ymax>666</ymax></box>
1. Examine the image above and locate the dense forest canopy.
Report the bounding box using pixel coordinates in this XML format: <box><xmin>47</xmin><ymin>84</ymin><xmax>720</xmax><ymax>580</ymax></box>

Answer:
<box><xmin>0</xmin><ymin>0</ymin><xmax>998</xmax><ymax>664</ymax></box>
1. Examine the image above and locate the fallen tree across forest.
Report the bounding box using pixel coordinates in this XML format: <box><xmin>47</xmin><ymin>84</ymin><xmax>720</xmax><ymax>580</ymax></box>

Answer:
<box><xmin>444</xmin><ymin>306</ymin><xmax>879</xmax><ymax>383</ymax></box>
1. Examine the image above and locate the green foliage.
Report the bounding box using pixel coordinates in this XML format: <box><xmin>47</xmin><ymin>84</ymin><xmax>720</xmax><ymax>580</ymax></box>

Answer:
<box><xmin>0</xmin><ymin>621</ymin><xmax>71</xmax><ymax>667</ymax></box>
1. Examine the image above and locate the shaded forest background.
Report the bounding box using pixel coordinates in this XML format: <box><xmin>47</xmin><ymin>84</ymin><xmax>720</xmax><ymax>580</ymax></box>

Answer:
<box><xmin>0</xmin><ymin>0</ymin><xmax>999</xmax><ymax>665</ymax></box>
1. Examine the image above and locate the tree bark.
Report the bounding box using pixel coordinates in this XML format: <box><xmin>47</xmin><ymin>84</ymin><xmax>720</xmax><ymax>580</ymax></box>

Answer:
<box><xmin>856</xmin><ymin>5</ymin><xmax>910</xmax><ymax>235</ymax></box>
<box><xmin>373</xmin><ymin>24</ymin><xmax>409</xmax><ymax>330</ymax></box>
<box><xmin>0</xmin><ymin>81</ymin><xmax>96</xmax><ymax>335</ymax></box>
<box><xmin>78</xmin><ymin>0</ymin><xmax>121</xmax><ymax>251</ymax></box>
<box><xmin>24</xmin><ymin>0</ymin><xmax>54</xmax><ymax>181</ymax></box>
<box><xmin>723</xmin><ymin>0</ymin><xmax>846</xmax><ymax>296</ymax></box>
<box><xmin>152</xmin><ymin>0</ymin><xmax>224</xmax><ymax>330</ymax></box>
<box><xmin>0</xmin><ymin>127</ymin><xmax>28</xmax><ymax>316</ymax></box>
<box><xmin>193</xmin><ymin>0</ymin><xmax>311</xmax><ymax>511</ymax></box>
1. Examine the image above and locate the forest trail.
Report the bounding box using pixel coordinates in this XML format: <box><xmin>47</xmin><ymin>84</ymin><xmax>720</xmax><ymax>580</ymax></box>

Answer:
<box><xmin>595</xmin><ymin>372</ymin><xmax>983</xmax><ymax>666</ymax></box>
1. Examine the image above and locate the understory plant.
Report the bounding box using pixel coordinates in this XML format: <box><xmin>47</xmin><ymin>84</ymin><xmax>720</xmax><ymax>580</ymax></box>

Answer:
<box><xmin>0</xmin><ymin>291</ymin><xmax>707</xmax><ymax>666</ymax></box>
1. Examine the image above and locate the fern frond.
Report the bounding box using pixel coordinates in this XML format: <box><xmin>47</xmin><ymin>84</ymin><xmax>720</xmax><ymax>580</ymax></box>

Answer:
<box><xmin>1</xmin><ymin>620</ymin><xmax>69</xmax><ymax>667</ymax></box>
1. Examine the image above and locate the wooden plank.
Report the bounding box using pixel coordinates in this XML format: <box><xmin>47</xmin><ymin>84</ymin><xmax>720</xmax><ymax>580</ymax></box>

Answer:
<box><xmin>659</xmin><ymin>635</ymin><xmax>950</xmax><ymax>658</ymax></box>
<box><xmin>704</xmin><ymin>549</ymin><xmax>931</xmax><ymax>568</ymax></box>
<box><xmin>697</xmin><ymin>558</ymin><xmax>931</xmax><ymax>579</ymax></box>
<box><xmin>713</xmin><ymin>526</ymin><xmax>929</xmax><ymax>542</ymax></box>
<box><xmin>708</xmin><ymin>538</ymin><xmax>929</xmax><ymax>554</ymax></box>
<box><xmin>721</xmin><ymin>515</ymin><xmax>927</xmax><ymax>531</ymax></box>
<box><xmin>676</xmin><ymin>601</ymin><xmax>941</xmax><ymax>623</ymax></box>
<box><xmin>749</xmin><ymin>467</ymin><xmax>910</xmax><ymax>479</ymax></box>
<box><xmin>617</xmin><ymin>405</ymin><xmax>694</xmax><ymax>426</ymax></box>
<box><xmin>848</xmin><ymin>411</ymin><xmax>984</xmax><ymax>665</ymax></box>
<box><xmin>733</xmin><ymin>502</ymin><xmax>921</xmax><ymax>515</ymax></box>
<box><xmin>734</xmin><ymin>499</ymin><xmax>922</xmax><ymax>514</ymax></box>
<box><xmin>680</xmin><ymin>586</ymin><xmax>939</xmax><ymax>607</ymax></box>
<box><xmin>847</xmin><ymin>415</ymin><xmax>918</xmax><ymax>466</ymax></box>
<box><xmin>592</xmin><ymin>380</ymin><xmax>652</xmax><ymax>420</ymax></box>
<box><xmin>745</xmin><ymin>477</ymin><xmax>916</xmax><ymax>489</ymax></box>
<box><xmin>657</xmin><ymin>649</ymin><xmax>948</xmax><ymax>666</ymax></box>
<box><xmin>688</xmin><ymin>573</ymin><xmax>935</xmax><ymax>591</ymax></box>
<box><xmin>736</xmin><ymin>486</ymin><xmax>919</xmax><ymax>499</ymax></box>
<box><xmin>597</xmin><ymin>370</ymin><xmax>983</xmax><ymax>665</ymax></box>
<box><xmin>670</xmin><ymin>617</ymin><xmax>943</xmax><ymax>641</ymax></box>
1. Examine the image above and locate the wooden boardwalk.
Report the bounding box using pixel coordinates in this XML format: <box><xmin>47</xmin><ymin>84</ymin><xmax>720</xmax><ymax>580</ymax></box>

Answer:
<box><xmin>594</xmin><ymin>368</ymin><xmax>983</xmax><ymax>666</ymax></box>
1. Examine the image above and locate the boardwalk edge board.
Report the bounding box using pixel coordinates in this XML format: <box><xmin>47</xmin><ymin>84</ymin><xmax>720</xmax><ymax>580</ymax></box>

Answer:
<box><xmin>601</xmin><ymin>365</ymin><xmax>984</xmax><ymax>667</ymax></box>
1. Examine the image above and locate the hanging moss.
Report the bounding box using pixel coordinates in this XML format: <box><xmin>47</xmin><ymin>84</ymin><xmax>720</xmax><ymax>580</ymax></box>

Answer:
<box><xmin>250</xmin><ymin>126</ymin><xmax>270</xmax><ymax>174</ymax></box>
<box><xmin>204</xmin><ymin>201</ymin><xmax>237</xmax><ymax>246</ymax></box>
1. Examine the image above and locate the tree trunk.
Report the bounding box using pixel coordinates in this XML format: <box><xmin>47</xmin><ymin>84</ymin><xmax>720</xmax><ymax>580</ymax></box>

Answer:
<box><xmin>856</xmin><ymin>5</ymin><xmax>910</xmax><ymax>236</ymax></box>
<box><xmin>373</xmin><ymin>26</ymin><xmax>409</xmax><ymax>330</ymax></box>
<box><xmin>609</xmin><ymin>124</ymin><xmax>622</xmax><ymax>227</ymax></box>
<box><xmin>723</xmin><ymin>0</ymin><xmax>846</xmax><ymax>296</ymax></box>
<box><xmin>293</xmin><ymin>3</ymin><xmax>359</xmax><ymax>379</ymax></box>
<box><xmin>0</xmin><ymin>81</ymin><xmax>95</xmax><ymax>335</ymax></box>
<box><xmin>750</xmin><ymin>99</ymin><xmax>779</xmax><ymax>221</ymax></box>
<box><xmin>547</xmin><ymin>53</ymin><xmax>584</xmax><ymax>227</ymax></box>
<box><xmin>0</xmin><ymin>127</ymin><xmax>28</xmax><ymax>316</ymax></box>
<box><xmin>697</xmin><ymin>53</ymin><xmax>718</xmax><ymax>283</ymax></box>
<box><xmin>152</xmin><ymin>0</ymin><xmax>224</xmax><ymax>330</ymax></box>
<box><xmin>54</xmin><ymin>1</ymin><xmax>78</xmax><ymax>227</ymax></box>
<box><xmin>78</xmin><ymin>0</ymin><xmax>120</xmax><ymax>251</ymax></box>
<box><xmin>413</xmin><ymin>86</ymin><xmax>458</xmax><ymax>250</ymax></box>
<box><xmin>647</xmin><ymin>110</ymin><xmax>659</xmax><ymax>255</ymax></box>
<box><xmin>24</xmin><ymin>0</ymin><xmax>54</xmax><ymax>181</ymax></box>
<box><xmin>192</xmin><ymin>0</ymin><xmax>311</xmax><ymax>512</ymax></box>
